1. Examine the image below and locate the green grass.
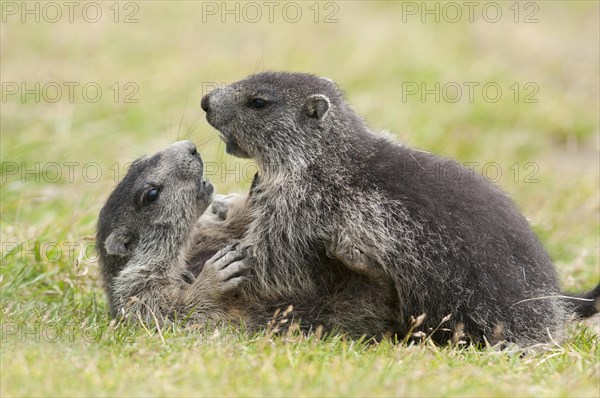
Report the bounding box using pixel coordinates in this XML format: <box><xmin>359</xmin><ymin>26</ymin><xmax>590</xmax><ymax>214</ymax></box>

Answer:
<box><xmin>1</xmin><ymin>1</ymin><xmax>599</xmax><ymax>396</ymax></box>
<box><xmin>2</xmin><ymin>326</ymin><xmax>598</xmax><ymax>397</ymax></box>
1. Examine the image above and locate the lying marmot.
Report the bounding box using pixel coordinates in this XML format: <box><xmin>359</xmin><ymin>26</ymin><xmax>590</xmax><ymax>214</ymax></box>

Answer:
<box><xmin>97</xmin><ymin>141</ymin><xmax>399</xmax><ymax>337</ymax></box>
<box><xmin>201</xmin><ymin>72</ymin><xmax>600</xmax><ymax>346</ymax></box>
<box><xmin>96</xmin><ymin>141</ymin><xmax>250</xmax><ymax>325</ymax></box>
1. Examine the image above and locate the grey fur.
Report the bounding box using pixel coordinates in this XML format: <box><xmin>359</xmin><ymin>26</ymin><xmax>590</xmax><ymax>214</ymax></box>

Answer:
<box><xmin>201</xmin><ymin>72</ymin><xmax>600</xmax><ymax>346</ymax></box>
<box><xmin>97</xmin><ymin>141</ymin><xmax>249</xmax><ymax>326</ymax></box>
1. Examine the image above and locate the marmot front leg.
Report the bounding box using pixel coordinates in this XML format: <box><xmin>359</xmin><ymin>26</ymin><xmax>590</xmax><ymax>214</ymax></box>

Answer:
<box><xmin>326</xmin><ymin>231</ymin><xmax>386</xmax><ymax>281</ymax></box>
<box><xmin>194</xmin><ymin>242</ymin><xmax>251</xmax><ymax>294</ymax></box>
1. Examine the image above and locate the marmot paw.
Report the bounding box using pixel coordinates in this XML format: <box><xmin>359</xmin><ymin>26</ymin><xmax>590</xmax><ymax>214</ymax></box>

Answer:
<box><xmin>203</xmin><ymin>241</ymin><xmax>252</xmax><ymax>293</ymax></box>
<box><xmin>209</xmin><ymin>194</ymin><xmax>242</xmax><ymax>221</ymax></box>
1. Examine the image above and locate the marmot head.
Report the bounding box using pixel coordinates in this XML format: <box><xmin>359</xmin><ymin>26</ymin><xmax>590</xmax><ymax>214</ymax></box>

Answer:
<box><xmin>201</xmin><ymin>72</ymin><xmax>351</xmax><ymax>169</ymax></box>
<box><xmin>96</xmin><ymin>141</ymin><xmax>213</xmax><ymax>311</ymax></box>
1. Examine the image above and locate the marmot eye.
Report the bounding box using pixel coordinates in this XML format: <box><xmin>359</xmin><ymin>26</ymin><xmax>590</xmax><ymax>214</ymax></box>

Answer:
<box><xmin>143</xmin><ymin>188</ymin><xmax>160</xmax><ymax>205</ymax></box>
<box><xmin>249</xmin><ymin>98</ymin><xmax>269</xmax><ymax>109</ymax></box>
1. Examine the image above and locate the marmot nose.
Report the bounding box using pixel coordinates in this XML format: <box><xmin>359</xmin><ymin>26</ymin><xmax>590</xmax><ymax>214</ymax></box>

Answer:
<box><xmin>200</xmin><ymin>94</ymin><xmax>210</xmax><ymax>112</ymax></box>
<box><xmin>177</xmin><ymin>140</ymin><xmax>199</xmax><ymax>157</ymax></box>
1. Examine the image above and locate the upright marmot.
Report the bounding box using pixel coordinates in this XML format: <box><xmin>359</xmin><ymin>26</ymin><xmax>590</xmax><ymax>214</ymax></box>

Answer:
<box><xmin>201</xmin><ymin>72</ymin><xmax>600</xmax><ymax>346</ymax></box>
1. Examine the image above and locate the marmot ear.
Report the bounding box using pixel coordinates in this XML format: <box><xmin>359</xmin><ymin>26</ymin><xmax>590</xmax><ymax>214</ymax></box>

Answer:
<box><xmin>105</xmin><ymin>228</ymin><xmax>135</xmax><ymax>256</ymax></box>
<box><xmin>304</xmin><ymin>94</ymin><xmax>330</xmax><ymax>120</ymax></box>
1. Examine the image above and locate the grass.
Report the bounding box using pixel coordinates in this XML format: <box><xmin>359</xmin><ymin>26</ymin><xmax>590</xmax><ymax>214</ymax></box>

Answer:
<box><xmin>2</xmin><ymin>327</ymin><xmax>598</xmax><ymax>397</ymax></box>
<box><xmin>1</xmin><ymin>1</ymin><xmax>599</xmax><ymax>396</ymax></box>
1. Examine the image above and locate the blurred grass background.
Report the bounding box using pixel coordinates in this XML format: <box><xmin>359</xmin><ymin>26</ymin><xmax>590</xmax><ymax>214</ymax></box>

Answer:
<box><xmin>1</xmin><ymin>1</ymin><xmax>599</xmax><ymax>396</ymax></box>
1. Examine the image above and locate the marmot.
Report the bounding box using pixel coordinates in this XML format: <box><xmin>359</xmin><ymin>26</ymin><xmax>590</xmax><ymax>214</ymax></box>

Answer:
<box><xmin>201</xmin><ymin>72</ymin><xmax>600</xmax><ymax>346</ymax></box>
<box><xmin>97</xmin><ymin>141</ymin><xmax>250</xmax><ymax>325</ymax></box>
<box><xmin>98</xmin><ymin>142</ymin><xmax>399</xmax><ymax>337</ymax></box>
